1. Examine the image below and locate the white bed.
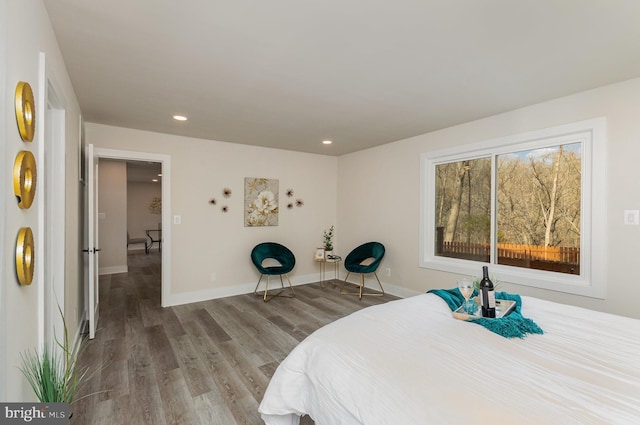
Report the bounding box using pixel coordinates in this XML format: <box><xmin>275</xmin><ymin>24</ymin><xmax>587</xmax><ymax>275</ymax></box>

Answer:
<box><xmin>259</xmin><ymin>293</ymin><xmax>640</xmax><ymax>425</ymax></box>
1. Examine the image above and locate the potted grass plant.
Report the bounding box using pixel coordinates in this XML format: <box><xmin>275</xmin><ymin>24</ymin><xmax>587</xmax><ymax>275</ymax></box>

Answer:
<box><xmin>18</xmin><ymin>306</ymin><xmax>90</xmax><ymax>403</ymax></box>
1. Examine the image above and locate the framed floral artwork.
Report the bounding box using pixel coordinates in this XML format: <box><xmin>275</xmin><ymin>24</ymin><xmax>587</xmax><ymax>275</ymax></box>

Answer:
<box><xmin>244</xmin><ymin>177</ymin><xmax>279</xmax><ymax>226</ymax></box>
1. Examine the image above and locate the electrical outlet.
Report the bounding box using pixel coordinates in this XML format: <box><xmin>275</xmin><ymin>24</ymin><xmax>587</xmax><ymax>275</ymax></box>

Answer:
<box><xmin>385</xmin><ymin>268</ymin><xmax>391</xmax><ymax>277</ymax></box>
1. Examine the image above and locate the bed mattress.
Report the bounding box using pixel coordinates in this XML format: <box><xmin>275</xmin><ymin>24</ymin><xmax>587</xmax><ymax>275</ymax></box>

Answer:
<box><xmin>259</xmin><ymin>293</ymin><xmax>640</xmax><ymax>425</ymax></box>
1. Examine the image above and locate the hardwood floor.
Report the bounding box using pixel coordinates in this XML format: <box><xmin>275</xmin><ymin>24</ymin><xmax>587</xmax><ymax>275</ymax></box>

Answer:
<box><xmin>71</xmin><ymin>252</ymin><xmax>399</xmax><ymax>425</ymax></box>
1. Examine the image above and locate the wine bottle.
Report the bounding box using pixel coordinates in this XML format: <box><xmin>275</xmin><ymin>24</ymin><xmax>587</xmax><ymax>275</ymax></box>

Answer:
<box><xmin>480</xmin><ymin>266</ymin><xmax>496</xmax><ymax>318</ymax></box>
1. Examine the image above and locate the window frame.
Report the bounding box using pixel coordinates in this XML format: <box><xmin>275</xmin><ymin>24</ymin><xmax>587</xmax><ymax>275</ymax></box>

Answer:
<box><xmin>420</xmin><ymin>118</ymin><xmax>606</xmax><ymax>299</ymax></box>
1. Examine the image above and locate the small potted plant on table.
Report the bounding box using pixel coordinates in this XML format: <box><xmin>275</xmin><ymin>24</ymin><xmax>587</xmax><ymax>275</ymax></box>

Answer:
<box><xmin>323</xmin><ymin>225</ymin><xmax>334</xmax><ymax>258</ymax></box>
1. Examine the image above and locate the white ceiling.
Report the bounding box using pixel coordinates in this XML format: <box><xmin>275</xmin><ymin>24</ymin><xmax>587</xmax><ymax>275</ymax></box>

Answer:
<box><xmin>43</xmin><ymin>1</ymin><xmax>640</xmax><ymax>156</ymax></box>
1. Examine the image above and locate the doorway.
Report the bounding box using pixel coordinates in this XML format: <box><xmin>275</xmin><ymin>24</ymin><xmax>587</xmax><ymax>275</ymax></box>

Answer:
<box><xmin>91</xmin><ymin>148</ymin><xmax>171</xmax><ymax>307</ymax></box>
<box><xmin>125</xmin><ymin>160</ymin><xmax>163</xmax><ymax>256</ymax></box>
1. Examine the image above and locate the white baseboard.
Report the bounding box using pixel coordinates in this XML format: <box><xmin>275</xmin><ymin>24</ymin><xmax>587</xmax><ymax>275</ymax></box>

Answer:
<box><xmin>99</xmin><ymin>265</ymin><xmax>128</xmax><ymax>275</ymax></box>
<box><xmin>164</xmin><ymin>273</ymin><xmax>320</xmax><ymax>307</ymax></box>
<box><xmin>163</xmin><ymin>273</ymin><xmax>416</xmax><ymax>307</ymax></box>
<box><xmin>341</xmin><ymin>274</ymin><xmax>419</xmax><ymax>299</ymax></box>
<box><xmin>381</xmin><ymin>281</ymin><xmax>421</xmax><ymax>298</ymax></box>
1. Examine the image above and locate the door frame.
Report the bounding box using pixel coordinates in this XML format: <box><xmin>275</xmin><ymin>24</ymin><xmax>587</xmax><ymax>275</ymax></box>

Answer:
<box><xmin>93</xmin><ymin>148</ymin><xmax>171</xmax><ymax>307</ymax></box>
<box><xmin>37</xmin><ymin>52</ymin><xmax>67</xmax><ymax>348</ymax></box>
<box><xmin>42</xmin><ymin>70</ymin><xmax>67</xmax><ymax>347</ymax></box>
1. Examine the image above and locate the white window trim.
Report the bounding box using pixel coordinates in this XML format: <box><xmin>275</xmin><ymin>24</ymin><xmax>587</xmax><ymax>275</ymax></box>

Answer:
<box><xmin>420</xmin><ymin>117</ymin><xmax>606</xmax><ymax>299</ymax></box>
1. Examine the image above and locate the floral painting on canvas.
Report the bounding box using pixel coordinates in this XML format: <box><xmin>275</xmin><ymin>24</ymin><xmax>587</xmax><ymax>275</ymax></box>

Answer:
<box><xmin>244</xmin><ymin>177</ymin><xmax>279</xmax><ymax>227</ymax></box>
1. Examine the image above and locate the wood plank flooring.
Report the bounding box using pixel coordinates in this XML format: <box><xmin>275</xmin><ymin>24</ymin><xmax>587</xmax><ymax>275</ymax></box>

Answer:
<box><xmin>71</xmin><ymin>252</ymin><xmax>399</xmax><ymax>425</ymax></box>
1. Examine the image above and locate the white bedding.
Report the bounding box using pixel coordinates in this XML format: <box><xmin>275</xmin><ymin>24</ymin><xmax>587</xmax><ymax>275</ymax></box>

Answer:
<box><xmin>259</xmin><ymin>293</ymin><xmax>640</xmax><ymax>425</ymax></box>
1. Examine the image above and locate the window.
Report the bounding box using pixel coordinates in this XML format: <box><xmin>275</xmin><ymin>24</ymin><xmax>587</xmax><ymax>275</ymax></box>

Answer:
<box><xmin>420</xmin><ymin>118</ymin><xmax>606</xmax><ymax>298</ymax></box>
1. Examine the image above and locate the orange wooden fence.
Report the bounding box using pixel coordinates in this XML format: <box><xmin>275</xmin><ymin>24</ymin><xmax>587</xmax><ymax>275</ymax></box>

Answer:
<box><xmin>441</xmin><ymin>241</ymin><xmax>579</xmax><ymax>263</ymax></box>
<box><xmin>496</xmin><ymin>243</ymin><xmax>579</xmax><ymax>263</ymax></box>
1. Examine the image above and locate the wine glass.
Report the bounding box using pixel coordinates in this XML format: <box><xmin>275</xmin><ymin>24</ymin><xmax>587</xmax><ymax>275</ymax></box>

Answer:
<box><xmin>457</xmin><ymin>278</ymin><xmax>477</xmax><ymax>314</ymax></box>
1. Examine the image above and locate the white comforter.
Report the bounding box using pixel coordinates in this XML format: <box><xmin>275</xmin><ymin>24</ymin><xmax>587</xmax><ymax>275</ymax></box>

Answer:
<box><xmin>259</xmin><ymin>293</ymin><xmax>640</xmax><ymax>425</ymax></box>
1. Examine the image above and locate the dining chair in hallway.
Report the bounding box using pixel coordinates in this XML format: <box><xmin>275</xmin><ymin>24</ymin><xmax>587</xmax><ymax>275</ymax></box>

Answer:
<box><xmin>127</xmin><ymin>231</ymin><xmax>148</xmax><ymax>254</ymax></box>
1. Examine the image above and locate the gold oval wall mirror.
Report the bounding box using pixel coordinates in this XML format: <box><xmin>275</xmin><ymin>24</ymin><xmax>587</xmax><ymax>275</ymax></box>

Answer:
<box><xmin>13</xmin><ymin>150</ymin><xmax>37</xmax><ymax>209</ymax></box>
<box><xmin>16</xmin><ymin>227</ymin><xmax>35</xmax><ymax>286</ymax></box>
<box><xmin>15</xmin><ymin>81</ymin><xmax>35</xmax><ymax>142</ymax></box>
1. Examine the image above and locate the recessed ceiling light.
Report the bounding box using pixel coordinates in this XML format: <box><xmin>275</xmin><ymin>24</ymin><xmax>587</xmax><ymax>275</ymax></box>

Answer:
<box><xmin>157</xmin><ymin>173</ymin><xmax>162</xmax><ymax>177</ymax></box>
<box><xmin>322</xmin><ymin>140</ymin><xmax>333</xmax><ymax>145</ymax></box>
<box><xmin>173</xmin><ymin>115</ymin><xmax>187</xmax><ymax>121</ymax></box>
<box><xmin>152</xmin><ymin>178</ymin><xmax>159</xmax><ymax>182</ymax></box>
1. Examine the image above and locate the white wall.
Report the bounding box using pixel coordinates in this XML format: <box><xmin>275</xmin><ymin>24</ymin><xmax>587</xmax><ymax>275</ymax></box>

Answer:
<box><xmin>127</xmin><ymin>180</ymin><xmax>162</xmax><ymax>249</ymax></box>
<box><xmin>0</xmin><ymin>0</ymin><xmax>8</xmax><ymax>403</ymax></box>
<box><xmin>86</xmin><ymin>123</ymin><xmax>338</xmax><ymax>304</ymax></box>
<box><xmin>339</xmin><ymin>76</ymin><xmax>640</xmax><ymax>319</ymax></box>
<box><xmin>2</xmin><ymin>0</ymin><xmax>83</xmax><ymax>401</ymax></box>
<box><xmin>98</xmin><ymin>160</ymin><xmax>127</xmax><ymax>273</ymax></box>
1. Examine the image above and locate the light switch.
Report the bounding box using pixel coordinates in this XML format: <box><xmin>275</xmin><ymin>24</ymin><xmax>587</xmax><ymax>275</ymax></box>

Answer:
<box><xmin>173</xmin><ymin>215</ymin><xmax>181</xmax><ymax>225</ymax></box>
<box><xmin>624</xmin><ymin>210</ymin><xmax>639</xmax><ymax>225</ymax></box>
<box><xmin>98</xmin><ymin>212</ymin><xmax>106</xmax><ymax>220</ymax></box>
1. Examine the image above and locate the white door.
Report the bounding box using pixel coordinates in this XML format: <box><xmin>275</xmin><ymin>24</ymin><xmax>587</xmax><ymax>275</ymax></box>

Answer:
<box><xmin>86</xmin><ymin>144</ymin><xmax>100</xmax><ymax>339</ymax></box>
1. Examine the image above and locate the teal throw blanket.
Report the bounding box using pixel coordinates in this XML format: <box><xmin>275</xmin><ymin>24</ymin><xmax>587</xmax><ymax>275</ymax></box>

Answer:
<box><xmin>427</xmin><ymin>288</ymin><xmax>543</xmax><ymax>339</ymax></box>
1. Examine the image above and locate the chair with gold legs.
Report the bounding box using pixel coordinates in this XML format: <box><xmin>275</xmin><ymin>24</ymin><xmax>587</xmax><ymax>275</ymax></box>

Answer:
<box><xmin>341</xmin><ymin>242</ymin><xmax>385</xmax><ymax>300</ymax></box>
<box><xmin>251</xmin><ymin>242</ymin><xmax>296</xmax><ymax>302</ymax></box>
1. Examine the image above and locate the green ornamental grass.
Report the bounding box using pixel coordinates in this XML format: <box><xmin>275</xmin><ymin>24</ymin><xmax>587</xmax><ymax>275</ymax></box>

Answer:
<box><xmin>18</xmin><ymin>306</ymin><xmax>89</xmax><ymax>403</ymax></box>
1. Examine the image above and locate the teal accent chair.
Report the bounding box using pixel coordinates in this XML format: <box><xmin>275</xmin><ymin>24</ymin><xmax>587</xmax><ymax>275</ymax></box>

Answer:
<box><xmin>341</xmin><ymin>242</ymin><xmax>385</xmax><ymax>300</ymax></box>
<box><xmin>251</xmin><ymin>242</ymin><xmax>296</xmax><ymax>302</ymax></box>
